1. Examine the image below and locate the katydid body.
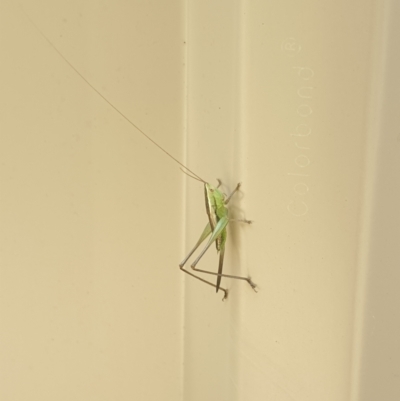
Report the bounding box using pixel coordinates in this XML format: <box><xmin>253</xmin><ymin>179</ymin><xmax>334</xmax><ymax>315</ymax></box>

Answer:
<box><xmin>27</xmin><ymin>15</ymin><xmax>257</xmax><ymax>299</ymax></box>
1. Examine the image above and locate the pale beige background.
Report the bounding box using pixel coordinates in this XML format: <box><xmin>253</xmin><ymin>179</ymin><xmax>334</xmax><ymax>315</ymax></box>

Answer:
<box><xmin>1</xmin><ymin>1</ymin><xmax>399</xmax><ymax>401</ymax></box>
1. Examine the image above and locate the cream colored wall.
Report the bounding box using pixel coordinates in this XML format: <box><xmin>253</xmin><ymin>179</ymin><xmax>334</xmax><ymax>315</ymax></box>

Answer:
<box><xmin>1</xmin><ymin>2</ymin><xmax>184</xmax><ymax>400</ymax></box>
<box><xmin>1</xmin><ymin>1</ymin><xmax>399</xmax><ymax>401</ymax></box>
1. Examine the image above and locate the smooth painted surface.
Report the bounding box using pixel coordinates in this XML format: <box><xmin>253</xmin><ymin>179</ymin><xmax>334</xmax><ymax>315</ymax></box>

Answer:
<box><xmin>184</xmin><ymin>1</ymin><xmax>396</xmax><ymax>401</ymax></box>
<box><xmin>351</xmin><ymin>0</ymin><xmax>400</xmax><ymax>399</ymax></box>
<box><xmin>1</xmin><ymin>2</ymin><xmax>184</xmax><ymax>400</ymax></box>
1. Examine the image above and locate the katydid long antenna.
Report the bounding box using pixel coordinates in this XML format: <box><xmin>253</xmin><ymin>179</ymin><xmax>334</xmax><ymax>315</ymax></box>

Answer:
<box><xmin>24</xmin><ymin>12</ymin><xmax>206</xmax><ymax>183</ymax></box>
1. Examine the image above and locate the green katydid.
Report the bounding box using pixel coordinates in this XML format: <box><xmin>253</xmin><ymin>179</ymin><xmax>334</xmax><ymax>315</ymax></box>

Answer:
<box><xmin>29</xmin><ymin>16</ymin><xmax>257</xmax><ymax>300</ymax></box>
<box><xmin>178</xmin><ymin>179</ymin><xmax>257</xmax><ymax>299</ymax></box>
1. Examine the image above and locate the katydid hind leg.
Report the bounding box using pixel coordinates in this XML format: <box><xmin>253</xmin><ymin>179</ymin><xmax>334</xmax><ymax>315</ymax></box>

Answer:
<box><xmin>216</xmin><ymin>247</ymin><xmax>225</xmax><ymax>292</ymax></box>
<box><xmin>190</xmin><ymin>217</ymin><xmax>229</xmax><ymax>267</ymax></box>
<box><xmin>191</xmin><ymin>217</ymin><xmax>257</xmax><ymax>292</ymax></box>
<box><xmin>179</xmin><ymin>223</ymin><xmax>211</xmax><ymax>268</ymax></box>
<box><xmin>179</xmin><ymin>222</ymin><xmax>228</xmax><ymax>300</ymax></box>
<box><xmin>192</xmin><ymin>259</ymin><xmax>257</xmax><ymax>292</ymax></box>
<box><xmin>179</xmin><ymin>267</ymin><xmax>228</xmax><ymax>300</ymax></box>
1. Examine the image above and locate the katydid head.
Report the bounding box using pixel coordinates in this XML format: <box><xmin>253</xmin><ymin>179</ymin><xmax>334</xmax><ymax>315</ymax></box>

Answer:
<box><xmin>205</xmin><ymin>182</ymin><xmax>226</xmax><ymax>203</ymax></box>
<box><xmin>204</xmin><ymin>182</ymin><xmax>218</xmax><ymax>191</ymax></box>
